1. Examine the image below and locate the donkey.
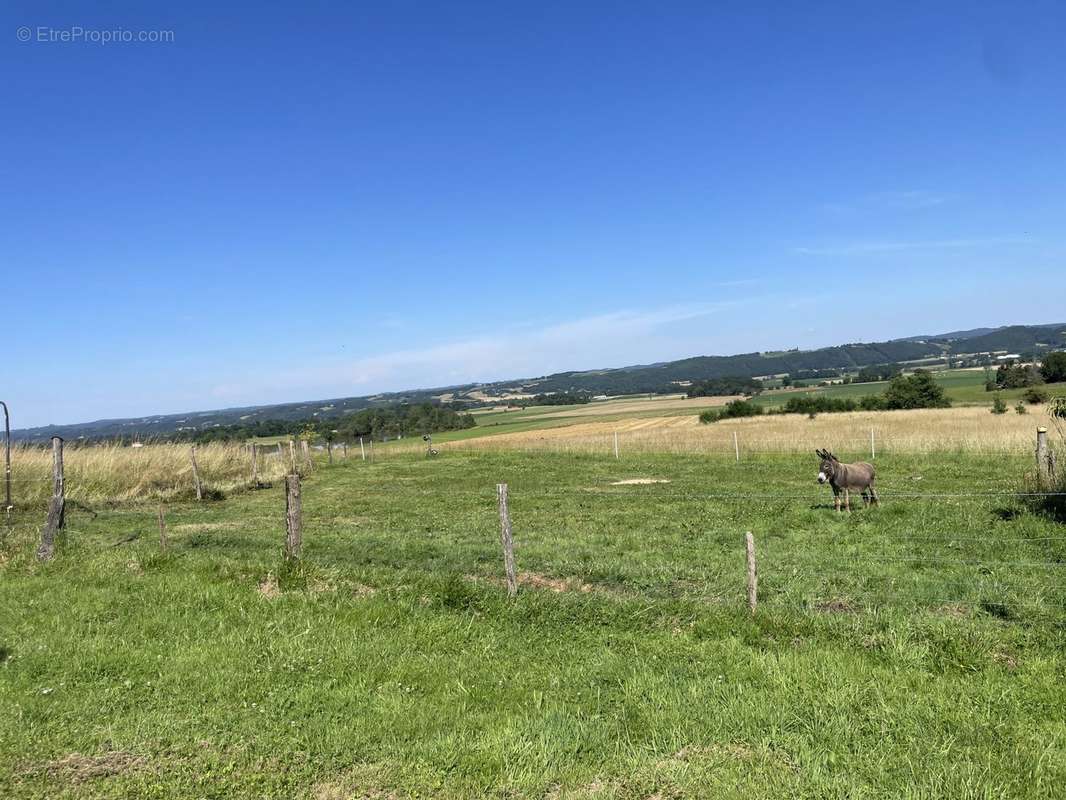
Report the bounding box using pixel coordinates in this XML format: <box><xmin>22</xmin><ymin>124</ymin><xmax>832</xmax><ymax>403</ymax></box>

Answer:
<box><xmin>816</xmin><ymin>449</ymin><xmax>878</xmax><ymax>512</ymax></box>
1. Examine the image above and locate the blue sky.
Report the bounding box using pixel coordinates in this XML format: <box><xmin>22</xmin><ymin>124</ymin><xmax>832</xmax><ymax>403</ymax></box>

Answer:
<box><xmin>3</xmin><ymin>1</ymin><xmax>1065</xmax><ymax>428</ymax></box>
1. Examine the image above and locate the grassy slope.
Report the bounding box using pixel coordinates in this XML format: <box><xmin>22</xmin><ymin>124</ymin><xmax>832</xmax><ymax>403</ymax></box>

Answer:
<box><xmin>1</xmin><ymin>450</ymin><xmax>1064</xmax><ymax>798</ymax></box>
<box><xmin>458</xmin><ymin>372</ymin><xmax>1066</xmax><ymax>438</ymax></box>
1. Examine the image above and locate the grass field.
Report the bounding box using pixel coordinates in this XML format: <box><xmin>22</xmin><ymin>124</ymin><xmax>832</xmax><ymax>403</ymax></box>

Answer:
<box><xmin>5</xmin><ymin>442</ymin><xmax>290</xmax><ymax>509</ymax></box>
<box><xmin>2</xmin><ymin>447</ymin><xmax>1064</xmax><ymax>798</ymax></box>
<box><xmin>449</xmin><ymin>407</ymin><xmax>1063</xmax><ymax>456</ymax></box>
<box><xmin>758</xmin><ymin>370</ymin><xmax>1066</xmax><ymax>409</ymax></box>
<box><xmin>456</xmin><ymin>372</ymin><xmax>1066</xmax><ymax>443</ymax></box>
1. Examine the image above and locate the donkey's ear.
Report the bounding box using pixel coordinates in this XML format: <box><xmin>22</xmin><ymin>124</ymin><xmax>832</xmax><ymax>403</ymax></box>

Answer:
<box><xmin>816</xmin><ymin>448</ymin><xmax>827</xmax><ymax>458</ymax></box>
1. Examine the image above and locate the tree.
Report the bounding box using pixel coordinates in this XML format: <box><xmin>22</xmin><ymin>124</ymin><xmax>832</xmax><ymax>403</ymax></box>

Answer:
<box><xmin>993</xmin><ymin>362</ymin><xmax>1043</xmax><ymax>389</ymax></box>
<box><xmin>990</xmin><ymin>395</ymin><xmax>1008</xmax><ymax>415</ymax></box>
<box><xmin>882</xmin><ymin>370</ymin><xmax>951</xmax><ymax>410</ymax></box>
<box><xmin>1040</xmin><ymin>351</ymin><xmax>1066</xmax><ymax>383</ymax></box>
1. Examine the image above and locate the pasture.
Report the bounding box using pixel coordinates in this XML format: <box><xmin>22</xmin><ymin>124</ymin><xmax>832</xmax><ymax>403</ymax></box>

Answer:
<box><xmin>1</xmin><ymin>441</ymin><xmax>1064</xmax><ymax>798</ymax></box>
<box><xmin>449</xmin><ymin>406</ymin><xmax>1058</xmax><ymax>456</ymax></box>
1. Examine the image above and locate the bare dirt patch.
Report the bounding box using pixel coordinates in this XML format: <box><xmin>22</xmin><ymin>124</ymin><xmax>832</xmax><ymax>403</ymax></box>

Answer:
<box><xmin>312</xmin><ymin>763</ymin><xmax>400</xmax><ymax>800</ymax></box>
<box><xmin>28</xmin><ymin>750</ymin><xmax>147</xmax><ymax>783</ymax></box>
<box><xmin>520</xmin><ymin>573</ymin><xmax>594</xmax><ymax>593</ymax></box>
<box><xmin>935</xmin><ymin>603</ymin><xmax>970</xmax><ymax>619</ymax></box>
<box><xmin>172</xmin><ymin>521</ymin><xmax>243</xmax><ymax>533</ymax></box>
<box><xmin>468</xmin><ymin>572</ymin><xmax>597</xmax><ymax>594</ymax></box>
<box><xmin>257</xmin><ymin>572</ymin><xmax>281</xmax><ymax>599</ymax></box>
<box><xmin>814</xmin><ymin>598</ymin><xmax>855</xmax><ymax>614</ymax></box>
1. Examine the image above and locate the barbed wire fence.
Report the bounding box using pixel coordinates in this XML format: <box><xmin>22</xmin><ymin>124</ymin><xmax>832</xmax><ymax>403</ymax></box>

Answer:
<box><xmin>3</xmin><ymin>431</ymin><xmax>1063</xmax><ymax>625</ymax></box>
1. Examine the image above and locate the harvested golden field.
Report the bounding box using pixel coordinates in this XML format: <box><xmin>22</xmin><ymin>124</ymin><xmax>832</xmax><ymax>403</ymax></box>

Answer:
<box><xmin>449</xmin><ymin>406</ymin><xmax>1061</xmax><ymax>455</ymax></box>
<box><xmin>7</xmin><ymin>441</ymin><xmax>291</xmax><ymax>508</ymax></box>
<box><xmin>536</xmin><ymin>394</ymin><xmax>741</xmax><ymax>419</ymax></box>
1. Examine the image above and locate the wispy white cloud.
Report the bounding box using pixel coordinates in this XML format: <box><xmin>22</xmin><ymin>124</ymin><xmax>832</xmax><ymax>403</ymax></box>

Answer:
<box><xmin>794</xmin><ymin>236</ymin><xmax>1032</xmax><ymax>257</ymax></box>
<box><xmin>210</xmin><ymin>301</ymin><xmax>753</xmax><ymax>402</ymax></box>
<box><xmin>820</xmin><ymin>190</ymin><xmax>951</xmax><ymax>215</ymax></box>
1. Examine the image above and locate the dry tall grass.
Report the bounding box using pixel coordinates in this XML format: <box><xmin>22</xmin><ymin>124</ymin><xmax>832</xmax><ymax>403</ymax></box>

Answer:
<box><xmin>7</xmin><ymin>442</ymin><xmax>291</xmax><ymax>508</ymax></box>
<box><xmin>449</xmin><ymin>407</ymin><xmax>1060</xmax><ymax>456</ymax></box>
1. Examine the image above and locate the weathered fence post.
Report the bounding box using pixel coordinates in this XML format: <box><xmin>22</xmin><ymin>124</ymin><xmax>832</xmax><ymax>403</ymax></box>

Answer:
<box><xmin>285</xmin><ymin>473</ymin><xmax>302</xmax><ymax>560</ymax></box>
<box><xmin>250</xmin><ymin>443</ymin><xmax>259</xmax><ymax>487</ymax></box>
<box><xmin>870</xmin><ymin>429</ymin><xmax>876</xmax><ymax>460</ymax></box>
<box><xmin>158</xmin><ymin>504</ymin><xmax>168</xmax><ymax>552</ymax></box>
<box><xmin>613</xmin><ymin>431</ymin><xmax>619</xmax><ymax>459</ymax></box>
<box><xmin>745</xmin><ymin>531</ymin><xmax>757</xmax><ymax>612</ymax></box>
<box><xmin>497</xmin><ymin>483</ymin><xmax>518</xmax><ymax>598</ymax></box>
<box><xmin>36</xmin><ymin>436</ymin><xmax>65</xmax><ymax>561</ymax></box>
<box><xmin>1</xmin><ymin>400</ymin><xmax>11</xmax><ymax>512</ymax></box>
<box><xmin>301</xmin><ymin>440</ymin><xmax>312</xmax><ymax>473</ymax></box>
<box><xmin>1036</xmin><ymin>427</ymin><xmax>1051</xmax><ymax>486</ymax></box>
<box><xmin>190</xmin><ymin>446</ymin><xmax>203</xmax><ymax>501</ymax></box>
<box><xmin>360</xmin><ymin>437</ymin><xmax>366</xmax><ymax>461</ymax></box>
<box><xmin>288</xmin><ymin>440</ymin><xmax>297</xmax><ymax>474</ymax></box>
<box><xmin>733</xmin><ymin>431</ymin><xmax>740</xmax><ymax>463</ymax></box>
<box><xmin>327</xmin><ymin>440</ymin><xmax>333</xmax><ymax>465</ymax></box>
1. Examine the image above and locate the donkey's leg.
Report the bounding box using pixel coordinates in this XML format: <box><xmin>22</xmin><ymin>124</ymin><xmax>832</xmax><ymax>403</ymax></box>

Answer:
<box><xmin>869</xmin><ymin>483</ymin><xmax>879</xmax><ymax>506</ymax></box>
<box><xmin>861</xmin><ymin>489</ymin><xmax>870</xmax><ymax>506</ymax></box>
<box><xmin>833</xmin><ymin>488</ymin><xmax>841</xmax><ymax>513</ymax></box>
<box><xmin>844</xmin><ymin>488</ymin><xmax>851</xmax><ymax>512</ymax></box>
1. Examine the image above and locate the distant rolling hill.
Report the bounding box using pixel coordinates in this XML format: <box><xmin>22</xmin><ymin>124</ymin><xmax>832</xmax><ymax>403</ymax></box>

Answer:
<box><xmin>13</xmin><ymin>322</ymin><xmax>1065</xmax><ymax>442</ymax></box>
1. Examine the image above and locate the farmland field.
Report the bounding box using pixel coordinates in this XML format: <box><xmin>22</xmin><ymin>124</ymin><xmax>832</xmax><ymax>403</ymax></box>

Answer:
<box><xmin>2</xmin><ymin>444</ymin><xmax>1064</xmax><ymax>798</ymax></box>
<box><xmin>450</xmin><ymin>406</ymin><xmax>1062</xmax><ymax>456</ymax></box>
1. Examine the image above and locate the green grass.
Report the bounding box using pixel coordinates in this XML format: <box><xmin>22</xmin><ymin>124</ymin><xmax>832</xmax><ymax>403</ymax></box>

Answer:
<box><xmin>2</xmin><ymin>450</ymin><xmax>1064</xmax><ymax>798</ymax></box>
<box><xmin>760</xmin><ymin>370</ymin><xmax>1066</xmax><ymax>409</ymax></box>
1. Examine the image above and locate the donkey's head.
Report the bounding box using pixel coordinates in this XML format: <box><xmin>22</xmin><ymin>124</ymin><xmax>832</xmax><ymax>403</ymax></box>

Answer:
<box><xmin>815</xmin><ymin>449</ymin><xmax>838</xmax><ymax>484</ymax></box>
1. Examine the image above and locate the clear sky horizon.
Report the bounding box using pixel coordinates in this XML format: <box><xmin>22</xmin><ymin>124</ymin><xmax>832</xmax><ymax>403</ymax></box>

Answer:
<box><xmin>4</xmin><ymin>2</ymin><xmax>1065</xmax><ymax>429</ymax></box>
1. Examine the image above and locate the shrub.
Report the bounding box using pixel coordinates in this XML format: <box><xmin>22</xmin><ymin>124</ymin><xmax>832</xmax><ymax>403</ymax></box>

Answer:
<box><xmin>1023</xmin><ymin>386</ymin><xmax>1050</xmax><ymax>404</ymax></box>
<box><xmin>699</xmin><ymin>399</ymin><xmax>764</xmax><ymax>424</ymax></box>
<box><xmin>860</xmin><ymin>395</ymin><xmax>887</xmax><ymax>411</ymax></box>
<box><xmin>781</xmin><ymin>395</ymin><xmax>856</xmax><ymax>415</ymax></box>
<box><xmin>1015</xmin><ymin>403</ymin><xmax>1027</xmax><ymax>415</ymax></box>
<box><xmin>883</xmin><ymin>370</ymin><xmax>951</xmax><ymax>410</ymax></box>
<box><xmin>990</xmin><ymin>396</ymin><xmax>1008</xmax><ymax>415</ymax></box>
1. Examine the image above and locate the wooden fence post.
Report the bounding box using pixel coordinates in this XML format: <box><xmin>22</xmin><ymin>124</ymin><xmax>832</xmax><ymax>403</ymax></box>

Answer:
<box><xmin>301</xmin><ymin>440</ymin><xmax>313</xmax><ymax>473</ymax></box>
<box><xmin>870</xmin><ymin>429</ymin><xmax>876</xmax><ymax>460</ymax></box>
<box><xmin>251</xmin><ymin>443</ymin><xmax>259</xmax><ymax>487</ymax></box>
<box><xmin>497</xmin><ymin>483</ymin><xmax>518</xmax><ymax>597</ymax></box>
<box><xmin>36</xmin><ymin>436</ymin><xmax>64</xmax><ymax>561</ymax></box>
<box><xmin>327</xmin><ymin>440</ymin><xmax>334</xmax><ymax>465</ymax></box>
<box><xmin>733</xmin><ymin>431</ymin><xmax>740</xmax><ymax>463</ymax></box>
<box><xmin>158</xmin><ymin>504</ymin><xmax>168</xmax><ymax>552</ymax></box>
<box><xmin>288</xmin><ymin>440</ymin><xmax>297</xmax><ymax>474</ymax></box>
<box><xmin>1</xmin><ymin>400</ymin><xmax>11</xmax><ymax>512</ymax></box>
<box><xmin>1036</xmin><ymin>427</ymin><xmax>1051</xmax><ymax>486</ymax></box>
<box><xmin>745</xmin><ymin>531</ymin><xmax>757</xmax><ymax>613</ymax></box>
<box><xmin>360</xmin><ymin>437</ymin><xmax>366</xmax><ymax>461</ymax></box>
<box><xmin>285</xmin><ymin>473</ymin><xmax>302</xmax><ymax>560</ymax></box>
<box><xmin>190</xmin><ymin>446</ymin><xmax>203</xmax><ymax>501</ymax></box>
